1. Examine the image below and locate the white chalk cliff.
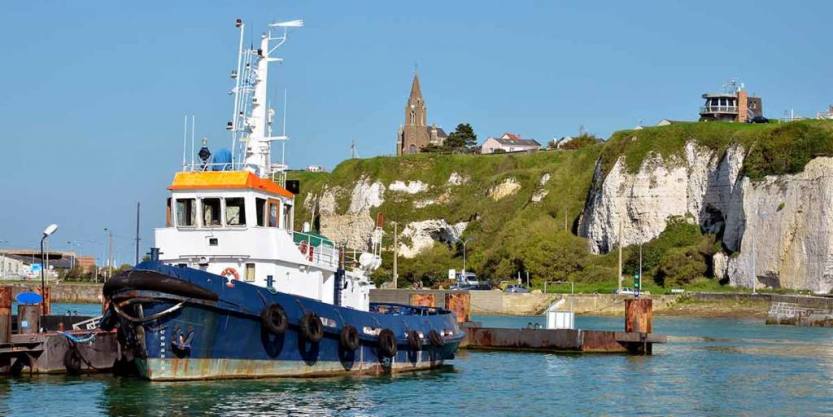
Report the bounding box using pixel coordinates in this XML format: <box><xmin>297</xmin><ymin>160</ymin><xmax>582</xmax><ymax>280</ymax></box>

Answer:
<box><xmin>304</xmin><ymin>177</ymin><xmax>467</xmax><ymax>258</ymax></box>
<box><xmin>578</xmin><ymin>142</ymin><xmax>833</xmax><ymax>293</ymax></box>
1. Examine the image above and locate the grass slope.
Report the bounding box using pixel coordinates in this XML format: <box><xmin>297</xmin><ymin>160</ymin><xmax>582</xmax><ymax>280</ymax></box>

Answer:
<box><xmin>290</xmin><ymin>147</ymin><xmax>603</xmax><ymax>287</ymax></box>
<box><xmin>600</xmin><ymin>120</ymin><xmax>833</xmax><ymax>179</ymax></box>
<box><xmin>289</xmin><ymin>120</ymin><xmax>833</xmax><ymax>292</ymax></box>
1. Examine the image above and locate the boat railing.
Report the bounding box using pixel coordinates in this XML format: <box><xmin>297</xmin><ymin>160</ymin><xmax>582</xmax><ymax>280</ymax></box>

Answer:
<box><xmin>292</xmin><ymin>231</ymin><xmax>338</xmax><ymax>268</ymax></box>
<box><xmin>181</xmin><ymin>161</ymin><xmax>246</xmax><ymax>172</ymax></box>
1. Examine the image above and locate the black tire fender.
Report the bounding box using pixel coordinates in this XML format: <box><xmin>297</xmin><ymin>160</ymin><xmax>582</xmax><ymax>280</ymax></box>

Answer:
<box><xmin>300</xmin><ymin>313</ymin><xmax>324</xmax><ymax>343</ymax></box>
<box><xmin>261</xmin><ymin>304</ymin><xmax>288</xmax><ymax>335</ymax></box>
<box><xmin>407</xmin><ymin>330</ymin><xmax>422</xmax><ymax>351</ymax></box>
<box><xmin>378</xmin><ymin>328</ymin><xmax>397</xmax><ymax>358</ymax></box>
<box><xmin>428</xmin><ymin>329</ymin><xmax>445</xmax><ymax>347</ymax></box>
<box><xmin>340</xmin><ymin>325</ymin><xmax>360</xmax><ymax>351</ymax></box>
<box><xmin>64</xmin><ymin>348</ymin><xmax>82</xmax><ymax>375</ymax></box>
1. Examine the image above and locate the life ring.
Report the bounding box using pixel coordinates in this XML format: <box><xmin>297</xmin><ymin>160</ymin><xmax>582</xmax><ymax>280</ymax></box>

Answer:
<box><xmin>261</xmin><ymin>304</ymin><xmax>288</xmax><ymax>335</ymax></box>
<box><xmin>298</xmin><ymin>241</ymin><xmax>314</xmax><ymax>262</ymax></box>
<box><xmin>428</xmin><ymin>329</ymin><xmax>445</xmax><ymax>347</ymax></box>
<box><xmin>377</xmin><ymin>328</ymin><xmax>397</xmax><ymax>358</ymax></box>
<box><xmin>340</xmin><ymin>325</ymin><xmax>360</xmax><ymax>351</ymax></box>
<box><xmin>221</xmin><ymin>267</ymin><xmax>240</xmax><ymax>288</ymax></box>
<box><xmin>407</xmin><ymin>330</ymin><xmax>422</xmax><ymax>351</ymax></box>
<box><xmin>220</xmin><ymin>267</ymin><xmax>240</xmax><ymax>280</ymax></box>
<box><xmin>300</xmin><ymin>313</ymin><xmax>324</xmax><ymax>343</ymax></box>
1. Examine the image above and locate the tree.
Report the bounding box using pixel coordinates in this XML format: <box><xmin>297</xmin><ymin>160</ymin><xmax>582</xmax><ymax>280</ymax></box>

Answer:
<box><xmin>444</xmin><ymin>123</ymin><xmax>477</xmax><ymax>152</ymax></box>
<box><xmin>559</xmin><ymin>133</ymin><xmax>602</xmax><ymax>150</ymax></box>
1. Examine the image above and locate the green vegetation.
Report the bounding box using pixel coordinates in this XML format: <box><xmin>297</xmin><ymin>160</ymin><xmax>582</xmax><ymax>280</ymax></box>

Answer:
<box><xmin>600</xmin><ymin>120</ymin><xmax>833</xmax><ymax>180</ymax></box>
<box><xmin>422</xmin><ymin>123</ymin><xmax>478</xmax><ymax>154</ymax></box>
<box><xmin>290</xmin><ymin>147</ymin><xmax>604</xmax><ymax>288</ymax></box>
<box><xmin>548</xmin><ymin>133</ymin><xmax>603</xmax><ymax>151</ymax></box>
<box><xmin>288</xmin><ymin>119</ymin><xmax>833</xmax><ymax>292</ymax></box>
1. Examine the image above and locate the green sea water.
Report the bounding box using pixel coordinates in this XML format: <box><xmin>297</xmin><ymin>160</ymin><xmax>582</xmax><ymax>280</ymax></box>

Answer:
<box><xmin>1</xmin><ymin>307</ymin><xmax>831</xmax><ymax>417</ymax></box>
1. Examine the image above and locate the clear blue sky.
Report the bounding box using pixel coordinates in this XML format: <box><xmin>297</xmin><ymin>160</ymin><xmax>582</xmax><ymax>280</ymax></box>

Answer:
<box><xmin>1</xmin><ymin>0</ymin><xmax>831</xmax><ymax>263</ymax></box>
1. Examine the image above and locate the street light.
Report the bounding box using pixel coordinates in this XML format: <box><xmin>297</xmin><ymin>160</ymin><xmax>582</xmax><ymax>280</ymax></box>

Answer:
<box><xmin>40</xmin><ymin>224</ymin><xmax>58</xmax><ymax>317</ymax></box>
<box><xmin>462</xmin><ymin>238</ymin><xmax>473</xmax><ymax>277</ymax></box>
<box><xmin>270</xmin><ymin>19</ymin><xmax>304</xmax><ymax>28</ymax></box>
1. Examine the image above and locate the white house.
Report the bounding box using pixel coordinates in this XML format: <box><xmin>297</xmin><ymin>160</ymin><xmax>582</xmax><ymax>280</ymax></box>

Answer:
<box><xmin>481</xmin><ymin>132</ymin><xmax>541</xmax><ymax>154</ymax></box>
<box><xmin>0</xmin><ymin>254</ymin><xmax>33</xmax><ymax>279</ymax></box>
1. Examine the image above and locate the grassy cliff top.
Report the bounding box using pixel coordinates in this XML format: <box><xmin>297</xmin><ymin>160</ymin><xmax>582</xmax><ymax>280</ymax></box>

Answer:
<box><xmin>289</xmin><ymin>147</ymin><xmax>607</xmax><ymax>285</ymax></box>
<box><xmin>287</xmin><ymin>119</ymin><xmax>833</xmax><ymax>291</ymax></box>
<box><xmin>600</xmin><ymin>120</ymin><xmax>833</xmax><ymax>179</ymax></box>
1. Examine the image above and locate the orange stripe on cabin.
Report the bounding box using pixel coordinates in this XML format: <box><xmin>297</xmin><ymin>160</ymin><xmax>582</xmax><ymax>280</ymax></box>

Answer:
<box><xmin>168</xmin><ymin>171</ymin><xmax>294</xmax><ymax>198</ymax></box>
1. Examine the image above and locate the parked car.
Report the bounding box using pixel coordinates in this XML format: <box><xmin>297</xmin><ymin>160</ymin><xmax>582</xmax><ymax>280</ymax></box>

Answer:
<box><xmin>614</xmin><ymin>287</ymin><xmax>636</xmax><ymax>295</ymax></box>
<box><xmin>504</xmin><ymin>284</ymin><xmax>529</xmax><ymax>293</ymax></box>
<box><xmin>451</xmin><ymin>283</ymin><xmax>493</xmax><ymax>291</ymax></box>
<box><xmin>750</xmin><ymin>115</ymin><xmax>769</xmax><ymax>124</ymax></box>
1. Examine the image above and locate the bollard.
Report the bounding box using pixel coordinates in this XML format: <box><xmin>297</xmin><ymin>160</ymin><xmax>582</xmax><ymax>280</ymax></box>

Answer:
<box><xmin>0</xmin><ymin>287</ymin><xmax>11</xmax><ymax>343</ymax></box>
<box><xmin>42</xmin><ymin>286</ymin><xmax>51</xmax><ymax>316</ymax></box>
<box><xmin>624</xmin><ymin>298</ymin><xmax>653</xmax><ymax>333</ymax></box>
<box><xmin>444</xmin><ymin>292</ymin><xmax>471</xmax><ymax>323</ymax></box>
<box><xmin>17</xmin><ymin>304</ymin><xmax>41</xmax><ymax>335</ymax></box>
<box><xmin>409</xmin><ymin>293</ymin><xmax>436</xmax><ymax>308</ymax></box>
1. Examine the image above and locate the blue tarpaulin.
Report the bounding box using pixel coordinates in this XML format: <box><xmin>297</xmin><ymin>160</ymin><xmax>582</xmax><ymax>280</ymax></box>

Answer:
<box><xmin>211</xmin><ymin>148</ymin><xmax>233</xmax><ymax>171</ymax></box>
<box><xmin>16</xmin><ymin>291</ymin><xmax>42</xmax><ymax>305</ymax></box>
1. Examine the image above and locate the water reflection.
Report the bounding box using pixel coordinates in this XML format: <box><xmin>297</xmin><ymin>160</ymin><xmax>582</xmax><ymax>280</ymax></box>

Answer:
<box><xmin>98</xmin><ymin>369</ymin><xmax>457</xmax><ymax>417</ymax></box>
<box><xmin>2</xmin><ymin>315</ymin><xmax>832</xmax><ymax>417</ymax></box>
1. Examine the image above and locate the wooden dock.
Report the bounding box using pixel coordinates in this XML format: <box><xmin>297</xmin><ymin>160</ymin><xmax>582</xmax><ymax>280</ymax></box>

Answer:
<box><xmin>0</xmin><ymin>325</ymin><xmax>120</xmax><ymax>375</ymax></box>
<box><xmin>460</xmin><ymin>297</ymin><xmax>665</xmax><ymax>355</ymax></box>
<box><xmin>460</xmin><ymin>325</ymin><xmax>665</xmax><ymax>354</ymax></box>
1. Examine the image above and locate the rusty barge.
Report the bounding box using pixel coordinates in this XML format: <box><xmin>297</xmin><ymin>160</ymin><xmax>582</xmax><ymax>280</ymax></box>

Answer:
<box><xmin>0</xmin><ymin>287</ymin><xmax>121</xmax><ymax>376</ymax></box>
<box><xmin>410</xmin><ymin>293</ymin><xmax>666</xmax><ymax>355</ymax></box>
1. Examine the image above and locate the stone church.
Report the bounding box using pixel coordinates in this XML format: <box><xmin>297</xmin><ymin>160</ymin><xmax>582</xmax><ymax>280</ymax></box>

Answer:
<box><xmin>396</xmin><ymin>72</ymin><xmax>447</xmax><ymax>155</ymax></box>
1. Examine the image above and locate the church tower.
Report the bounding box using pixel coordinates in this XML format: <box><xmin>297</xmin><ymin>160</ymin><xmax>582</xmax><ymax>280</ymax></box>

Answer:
<box><xmin>405</xmin><ymin>73</ymin><xmax>427</xmax><ymax>128</ymax></box>
<box><xmin>397</xmin><ymin>71</ymin><xmax>446</xmax><ymax>155</ymax></box>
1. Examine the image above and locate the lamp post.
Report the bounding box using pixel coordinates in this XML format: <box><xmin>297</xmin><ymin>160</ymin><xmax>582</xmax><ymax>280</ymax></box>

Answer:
<box><xmin>40</xmin><ymin>224</ymin><xmax>58</xmax><ymax>316</ymax></box>
<box><xmin>462</xmin><ymin>238</ymin><xmax>473</xmax><ymax>278</ymax></box>
<box><xmin>104</xmin><ymin>227</ymin><xmax>113</xmax><ymax>281</ymax></box>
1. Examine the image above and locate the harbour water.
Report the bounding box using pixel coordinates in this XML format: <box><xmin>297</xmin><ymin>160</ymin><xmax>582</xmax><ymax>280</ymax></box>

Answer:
<box><xmin>2</xmin><ymin>306</ymin><xmax>831</xmax><ymax>417</ymax></box>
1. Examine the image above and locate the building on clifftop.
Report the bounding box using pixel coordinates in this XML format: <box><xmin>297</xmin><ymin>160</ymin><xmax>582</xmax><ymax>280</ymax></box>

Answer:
<box><xmin>699</xmin><ymin>81</ymin><xmax>763</xmax><ymax>122</ymax></box>
<box><xmin>481</xmin><ymin>132</ymin><xmax>541</xmax><ymax>154</ymax></box>
<box><xmin>396</xmin><ymin>72</ymin><xmax>447</xmax><ymax>155</ymax></box>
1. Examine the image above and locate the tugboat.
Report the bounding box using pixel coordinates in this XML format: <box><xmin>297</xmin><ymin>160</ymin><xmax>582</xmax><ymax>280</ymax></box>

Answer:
<box><xmin>101</xmin><ymin>18</ymin><xmax>463</xmax><ymax>380</ymax></box>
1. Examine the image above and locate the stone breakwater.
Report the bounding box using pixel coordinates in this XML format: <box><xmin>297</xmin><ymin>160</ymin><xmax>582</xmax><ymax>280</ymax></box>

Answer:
<box><xmin>371</xmin><ymin>289</ymin><xmax>680</xmax><ymax>316</ymax></box>
<box><xmin>7</xmin><ymin>282</ymin><xmax>102</xmax><ymax>304</ymax></box>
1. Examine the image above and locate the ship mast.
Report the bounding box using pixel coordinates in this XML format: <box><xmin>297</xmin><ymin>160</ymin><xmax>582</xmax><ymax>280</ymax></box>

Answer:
<box><xmin>228</xmin><ymin>19</ymin><xmax>302</xmax><ymax>179</ymax></box>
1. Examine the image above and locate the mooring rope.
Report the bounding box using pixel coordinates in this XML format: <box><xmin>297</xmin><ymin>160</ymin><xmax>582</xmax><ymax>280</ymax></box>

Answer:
<box><xmin>57</xmin><ymin>331</ymin><xmax>96</xmax><ymax>344</ymax></box>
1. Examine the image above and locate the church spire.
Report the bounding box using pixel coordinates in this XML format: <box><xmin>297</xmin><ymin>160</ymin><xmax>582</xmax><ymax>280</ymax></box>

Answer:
<box><xmin>409</xmin><ymin>71</ymin><xmax>422</xmax><ymax>101</ymax></box>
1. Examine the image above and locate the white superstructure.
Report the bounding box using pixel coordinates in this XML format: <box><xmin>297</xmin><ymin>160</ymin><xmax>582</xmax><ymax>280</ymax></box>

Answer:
<box><xmin>154</xmin><ymin>19</ymin><xmax>376</xmax><ymax>311</ymax></box>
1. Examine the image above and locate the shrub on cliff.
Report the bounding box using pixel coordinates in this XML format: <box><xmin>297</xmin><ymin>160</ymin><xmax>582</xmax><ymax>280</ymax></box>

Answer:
<box><xmin>655</xmin><ymin>247</ymin><xmax>708</xmax><ymax>287</ymax></box>
<box><xmin>623</xmin><ymin>216</ymin><xmax>717</xmax><ymax>287</ymax></box>
<box><xmin>743</xmin><ymin>121</ymin><xmax>833</xmax><ymax>179</ymax></box>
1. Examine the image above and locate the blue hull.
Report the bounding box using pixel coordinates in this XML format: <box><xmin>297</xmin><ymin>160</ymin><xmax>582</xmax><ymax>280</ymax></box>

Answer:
<box><xmin>105</xmin><ymin>262</ymin><xmax>463</xmax><ymax>381</ymax></box>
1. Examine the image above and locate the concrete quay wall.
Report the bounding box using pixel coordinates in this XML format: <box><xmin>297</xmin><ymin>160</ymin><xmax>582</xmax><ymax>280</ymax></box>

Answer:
<box><xmin>5</xmin><ymin>283</ymin><xmax>102</xmax><ymax>304</ymax></box>
<box><xmin>370</xmin><ymin>289</ymin><xmax>679</xmax><ymax>316</ymax></box>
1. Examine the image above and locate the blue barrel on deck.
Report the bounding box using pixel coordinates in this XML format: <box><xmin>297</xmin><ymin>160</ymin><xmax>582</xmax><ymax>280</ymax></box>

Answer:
<box><xmin>212</xmin><ymin>148</ymin><xmax>233</xmax><ymax>171</ymax></box>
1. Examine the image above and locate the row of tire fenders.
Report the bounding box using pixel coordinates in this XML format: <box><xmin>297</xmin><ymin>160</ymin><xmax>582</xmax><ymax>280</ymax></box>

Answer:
<box><xmin>259</xmin><ymin>304</ymin><xmax>447</xmax><ymax>358</ymax></box>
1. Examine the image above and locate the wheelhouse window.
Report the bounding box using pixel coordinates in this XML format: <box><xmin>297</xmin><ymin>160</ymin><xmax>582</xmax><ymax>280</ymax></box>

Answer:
<box><xmin>166</xmin><ymin>198</ymin><xmax>172</xmax><ymax>227</ymax></box>
<box><xmin>245</xmin><ymin>263</ymin><xmax>255</xmax><ymax>282</ymax></box>
<box><xmin>175</xmin><ymin>198</ymin><xmax>196</xmax><ymax>227</ymax></box>
<box><xmin>202</xmin><ymin>198</ymin><xmax>222</xmax><ymax>227</ymax></box>
<box><xmin>268</xmin><ymin>200</ymin><xmax>279</xmax><ymax>228</ymax></box>
<box><xmin>282</xmin><ymin>203</ymin><xmax>292</xmax><ymax>230</ymax></box>
<box><xmin>225</xmin><ymin>198</ymin><xmax>246</xmax><ymax>226</ymax></box>
<box><xmin>256</xmin><ymin>198</ymin><xmax>266</xmax><ymax>227</ymax></box>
